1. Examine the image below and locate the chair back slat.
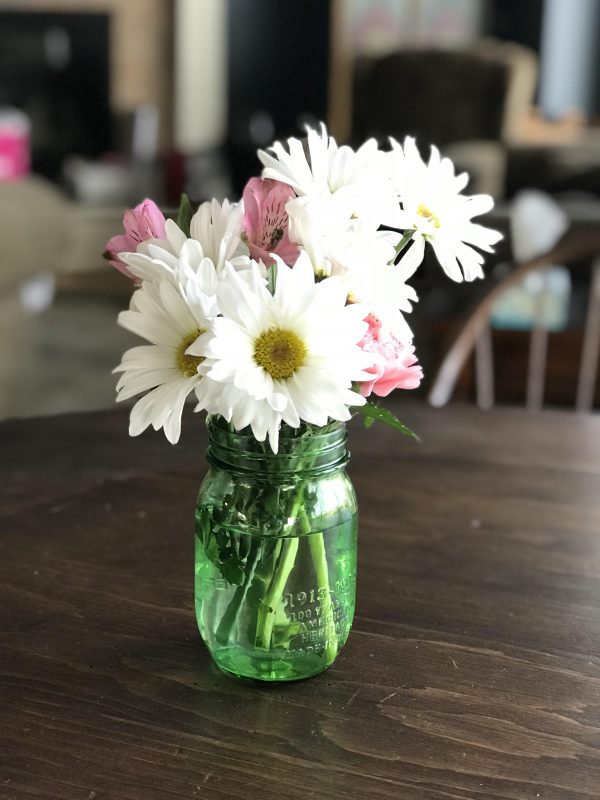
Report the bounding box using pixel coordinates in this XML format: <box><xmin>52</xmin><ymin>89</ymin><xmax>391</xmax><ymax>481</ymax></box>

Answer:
<box><xmin>475</xmin><ymin>324</ymin><xmax>494</xmax><ymax>409</ymax></box>
<box><xmin>526</xmin><ymin>271</ymin><xmax>551</xmax><ymax>410</ymax></box>
<box><xmin>576</xmin><ymin>258</ymin><xmax>600</xmax><ymax>412</ymax></box>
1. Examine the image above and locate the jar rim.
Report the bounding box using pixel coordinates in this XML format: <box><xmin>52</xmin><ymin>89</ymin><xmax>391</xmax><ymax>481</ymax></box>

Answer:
<box><xmin>207</xmin><ymin>414</ymin><xmax>345</xmax><ymax>439</ymax></box>
<box><xmin>206</xmin><ymin>415</ymin><xmax>349</xmax><ymax>476</ymax></box>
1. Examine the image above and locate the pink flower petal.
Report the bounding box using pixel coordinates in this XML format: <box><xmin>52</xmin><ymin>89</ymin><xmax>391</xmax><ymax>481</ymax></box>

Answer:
<box><xmin>358</xmin><ymin>314</ymin><xmax>423</xmax><ymax>397</ymax></box>
<box><xmin>242</xmin><ymin>177</ymin><xmax>300</xmax><ymax>266</ymax></box>
<box><xmin>105</xmin><ymin>199</ymin><xmax>166</xmax><ymax>282</ymax></box>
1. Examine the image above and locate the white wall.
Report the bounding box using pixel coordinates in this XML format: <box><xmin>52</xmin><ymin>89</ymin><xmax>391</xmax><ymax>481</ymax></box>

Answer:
<box><xmin>174</xmin><ymin>0</ymin><xmax>227</xmax><ymax>153</ymax></box>
<box><xmin>345</xmin><ymin>0</ymin><xmax>486</xmax><ymax>55</ymax></box>
<box><xmin>538</xmin><ymin>0</ymin><xmax>600</xmax><ymax>118</ymax></box>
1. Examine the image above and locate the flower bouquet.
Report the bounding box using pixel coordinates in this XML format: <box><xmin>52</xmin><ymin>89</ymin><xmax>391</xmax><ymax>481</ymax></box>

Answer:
<box><xmin>106</xmin><ymin>125</ymin><xmax>500</xmax><ymax>681</ymax></box>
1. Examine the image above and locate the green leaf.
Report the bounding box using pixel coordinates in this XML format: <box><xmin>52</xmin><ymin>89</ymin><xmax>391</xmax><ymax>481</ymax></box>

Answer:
<box><xmin>266</xmin><ymin>263</ymin><xmax>278</xmax><ymax>295</ymax></box>
<box><xmin>195</xmin><ymin>505</ymin><xmax>246</xmax><ymax>585</ymax></box>
<box><xmin>393</xmin><ymin>230</ymin><xmax>414</xmax><ymax>263</ymax></box>
<box><xmin>354</xmin><ymin>402</ymin><xmax>419</xmax><ymax>440</ymax></box>
<box><xmin>263</xmin><ymin>487</ymin><xmax>282</xmax><ymax>519</ymax></box>
<box><xmin>176</xmin><ymin>193</ymin><xmax>193</xmax><ymax>237</ymax></box>
<box><xmin>218</xmin><ymin>555</ymin><xmax>245</xmax><ymax>586</ymax></box>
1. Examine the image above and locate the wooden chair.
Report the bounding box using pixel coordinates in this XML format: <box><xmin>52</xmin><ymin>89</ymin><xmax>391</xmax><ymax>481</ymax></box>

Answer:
<box><xmin>428</xmin><ymin>226</ymin><xmax>600</xmax><ymax>412</ymax></box>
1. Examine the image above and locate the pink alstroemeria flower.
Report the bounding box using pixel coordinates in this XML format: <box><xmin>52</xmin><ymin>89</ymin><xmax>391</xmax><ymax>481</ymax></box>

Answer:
<box><xmin>242</xmin><ymin>177</ymin><xmax>300</xmax><ymax>266</ymax></box>
<box><xmin>105</xmin><ymin>198</ymin><xmax>167</xmax><ymax>281</ymax></box>
<box><xmin>359</xmin><ymin>314</ymin><xmax>423</xmax><ymax>398</ymax></box>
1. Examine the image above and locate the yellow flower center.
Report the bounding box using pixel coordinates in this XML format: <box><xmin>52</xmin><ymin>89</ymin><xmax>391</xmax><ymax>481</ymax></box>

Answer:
<box><xmin>253</xmin><ymin>328</ymin><xmax>307</xmax><ymax>380</ymax></box>
<box><xmin>417</xmin><ymin>203</ymin><xmax>441</xmax><ymax>228</ymax></box>
<box><xmin>175</xmin><ymin>329</ymin><xmax>205</xmax><ymax>377</ymax></box>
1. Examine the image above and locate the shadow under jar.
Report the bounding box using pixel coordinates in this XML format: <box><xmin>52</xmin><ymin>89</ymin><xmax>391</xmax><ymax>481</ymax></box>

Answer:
<box><xmin>194</xmin><ymin>416</ymin><xmax>358</xmax><ymax>682</ymax></box>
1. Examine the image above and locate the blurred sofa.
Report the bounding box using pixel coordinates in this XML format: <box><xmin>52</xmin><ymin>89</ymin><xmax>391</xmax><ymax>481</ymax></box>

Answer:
<box><xmin>0</xmin><ymin>176</ymin><xmax>124</xmax><ymax>415</ymax></box>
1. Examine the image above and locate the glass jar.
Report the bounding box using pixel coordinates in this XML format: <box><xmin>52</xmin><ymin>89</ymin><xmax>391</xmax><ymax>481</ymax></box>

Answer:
<box><xmin>194</xmin><ymin>416</ymin><xmax>357</xmax><ymax>682</ymax></box>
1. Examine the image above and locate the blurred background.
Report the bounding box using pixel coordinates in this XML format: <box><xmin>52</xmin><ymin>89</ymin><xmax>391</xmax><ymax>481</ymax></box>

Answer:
<box><xmin>1</xmin><ymin>0</ymin><xmax>600</xmax><ymax>420</ymax></box>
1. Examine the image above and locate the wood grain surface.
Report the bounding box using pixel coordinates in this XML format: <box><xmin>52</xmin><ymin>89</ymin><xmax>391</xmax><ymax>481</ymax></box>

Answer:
<box><xmin>1</xmin><ymin>402</ymin><xmax>600</xmax><ymax>800</ymax></box>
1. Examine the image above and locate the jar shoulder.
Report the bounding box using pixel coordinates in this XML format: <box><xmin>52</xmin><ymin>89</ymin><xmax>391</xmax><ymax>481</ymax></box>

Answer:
<box><xmin>196</xmin><ymin>467</ymin><xmax>357</xmax><ymax>537</ymax></box>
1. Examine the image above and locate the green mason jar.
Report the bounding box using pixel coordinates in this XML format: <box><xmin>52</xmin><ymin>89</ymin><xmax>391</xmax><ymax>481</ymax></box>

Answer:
<box><xmin>194</xmin><ymin>416</ymin><xmax>358</xmax><ymax>682</ymax></box>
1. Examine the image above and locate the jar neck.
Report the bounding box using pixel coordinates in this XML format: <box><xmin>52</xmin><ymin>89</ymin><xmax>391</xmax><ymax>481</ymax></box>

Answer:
<box><xmin>206</xmin><ymin>416</ymin><xmax>349</xmax><ymax>477</ymax></box>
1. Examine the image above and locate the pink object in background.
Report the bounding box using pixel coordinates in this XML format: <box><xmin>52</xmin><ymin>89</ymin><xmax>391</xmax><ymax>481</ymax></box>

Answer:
<box><xmin>0</xmin><ymin>109</ymin><xmax>30</xmax><ymax>181</ymax></box>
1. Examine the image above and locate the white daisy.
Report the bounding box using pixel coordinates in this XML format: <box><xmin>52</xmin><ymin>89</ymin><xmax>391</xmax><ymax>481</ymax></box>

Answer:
<box><xmin>259</xmin><ymin>124</ymin><xmax>401</xmax><ymax>228</ymax></box>
<box><xmin>119</xmin><ymin>237</ymin><xmax>213</xmax><ymax>286</ymax></box>
<box><xmin>390</xmin><ymin>137</ymin><xmax>503</xmax><ymax>282</ymax></box>
<box><xmin>134</xmin><ymin>198</ymin><xmax>250</xmax><ymax>272</ymax></box>
<box><xmin>286</xmin><ymin>194</ymin><xmax>400</xmax><ymax>278</ymax></box>
<box><xmin>193</xmin><ymin>253</ymin><xmax>370</xmax><ymax>452</ymax></box>
<box><xmin>114</xmin><ymin>267</ymin><xmax>219</xmax><ymax>444</ymax></box>
<box><xmin>342</xmin><ymin>263</ymin><xmax>416</xmax><ymax>344</ymax></box>
<box><xmin>189</xmin><ymin>198</ymin><xmax>250</xmax><ymax>270</ymax></box>
<box><xmin>119</xmin><ymin>225</ymin><xmax>255</xmax><ymax>315</ymax></box>
<box><xmin>285</xmin><ymin>199</ymin><xmax>415</xmax><ymax>341</ymax></box>
<box><xmin>139</xmin><ymin>217</ymin><xmax>188</xmax><ymax>259</ymax></box>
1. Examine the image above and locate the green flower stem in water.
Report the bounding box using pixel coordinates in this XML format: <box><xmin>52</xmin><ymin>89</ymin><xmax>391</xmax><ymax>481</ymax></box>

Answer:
<box><xmin>255</xmin><ymin>537</ymin><xmax>299</xmax><ymax>649</ymax></box>
<box><xmin>306</xmin><ymin>523</ymin><xmax>338</xmax><ymax>665</ymax></box>
<box><xmin>254</xmin><ymin>470</ymin><xmax>311</xmax><ymax>649</ymax></box>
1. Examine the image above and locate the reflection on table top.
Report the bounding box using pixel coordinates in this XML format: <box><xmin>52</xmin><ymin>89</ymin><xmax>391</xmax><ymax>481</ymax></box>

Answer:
<box><xmin>2</xmin><ymin>401</ymin><xmax>600</xmax><ymax>799</ymax></box>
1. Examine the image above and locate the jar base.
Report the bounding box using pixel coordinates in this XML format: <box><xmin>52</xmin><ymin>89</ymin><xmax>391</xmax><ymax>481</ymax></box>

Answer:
<box><xmin>210</xmin><ymin>645</ymin><xmax>336</xmax><ymax>682</ymax></box>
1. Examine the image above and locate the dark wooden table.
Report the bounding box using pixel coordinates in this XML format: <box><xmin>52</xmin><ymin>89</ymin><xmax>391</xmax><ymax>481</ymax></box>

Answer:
<box><xmin>2</xmin><ymin>402</ymin><xmax>600</xmax><ymax>800</ymax></box>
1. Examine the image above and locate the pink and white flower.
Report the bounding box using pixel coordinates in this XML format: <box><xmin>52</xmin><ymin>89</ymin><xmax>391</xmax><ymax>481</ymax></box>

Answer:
<box><xmin>105</xmin><ymin>199</ymin><xmax>166</xmax><ymax>281</ymax></box>
<box><xmin>358</xmin><ymin>314</ymin><xmax>423</xmax><ymax>398</ymax></box>
<box><xmin>242</xmin><ymin>177</ymin><xmax>299</xmax><ymax>266</ymax></box>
